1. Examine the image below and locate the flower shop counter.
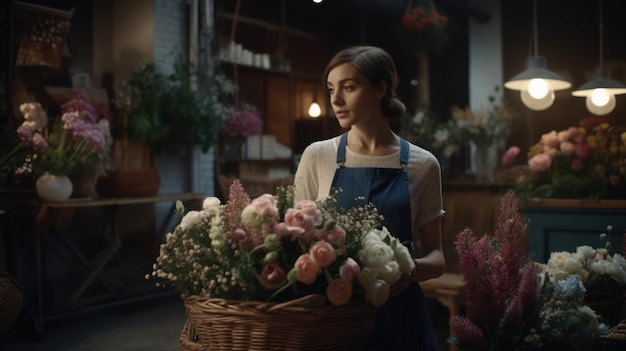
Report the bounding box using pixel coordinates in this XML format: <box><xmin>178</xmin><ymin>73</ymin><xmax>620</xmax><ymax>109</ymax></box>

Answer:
<box><xmin>519</xmin><ymin>199</ymin><xmax>626</xmax><ymax>262</ymax></box>
<box><xmin>1</xmin><ymin>192</ymin><xmax>203</xmax><ymax>340</ymax></box>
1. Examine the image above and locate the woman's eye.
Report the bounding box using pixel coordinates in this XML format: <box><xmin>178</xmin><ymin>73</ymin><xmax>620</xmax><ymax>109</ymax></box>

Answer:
<box><xmin>343</xmin><ymin>85</ymin><xmax>354</xmax><ymax>91</ymax></box>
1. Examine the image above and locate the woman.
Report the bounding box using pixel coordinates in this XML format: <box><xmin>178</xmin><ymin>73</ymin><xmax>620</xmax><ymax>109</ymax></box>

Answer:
<box><xmin>293</xmin><ymin>46</ymin><xmax>445</xmax><ymax>350</ymax></box>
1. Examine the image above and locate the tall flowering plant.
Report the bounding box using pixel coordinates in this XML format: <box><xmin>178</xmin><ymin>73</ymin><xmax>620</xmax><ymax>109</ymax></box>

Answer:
<box><xmin>16</xmin><ymin>91</ymin><xmax>112</xmax><ymax>178</ymax></box>
<box><xmin>148</xmin><ymin>180</ymin><xmax>415</xmax><ymax>307</ymax></box>
<box><xmin>449</xmin><ymin>190</ymin><xmax>605</xmax><ymax>351</ymax></box>
<box><xmin>511</xmin><ymin>115</ymin><xmax>626</xmax><ymax>200</ymax></box>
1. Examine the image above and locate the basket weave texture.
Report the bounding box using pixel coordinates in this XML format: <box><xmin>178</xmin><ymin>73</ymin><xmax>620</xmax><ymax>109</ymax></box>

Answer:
<box><xmin>179</xmin><ymin>294</ymin><xmax>378</xmax><ymax>351</ymax></box>
<box><xmin>0</xmin><ymin>271</ymin><xmax>23</xmax><ymax>335</ymax></box>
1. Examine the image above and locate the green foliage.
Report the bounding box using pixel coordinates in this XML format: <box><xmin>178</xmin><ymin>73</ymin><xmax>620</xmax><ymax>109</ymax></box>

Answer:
<box><xmin>125</xmin><ymin>56</ymin><xmax>223</xmax><ymax>153</ymax></box>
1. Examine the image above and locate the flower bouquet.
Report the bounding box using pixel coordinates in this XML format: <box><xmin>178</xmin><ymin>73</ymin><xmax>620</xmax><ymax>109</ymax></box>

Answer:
<box><xmin>538</xmin><ymin>225</ymin><xmax>626</xmax><ymax>326</ymax></box>
<box><xmin>449</xmin><ymin>190</ymin><xmax>606</xmax><ymax>351</ymax></box>
<box><xmin>511</xmin><ymin>115</ymin><xmax>626</xmax><ymax>200</ymax></box>
<box><xmin>148</xmin><ymin>180</ymin><xmax>415</xmax><ymax>351</ymax></box>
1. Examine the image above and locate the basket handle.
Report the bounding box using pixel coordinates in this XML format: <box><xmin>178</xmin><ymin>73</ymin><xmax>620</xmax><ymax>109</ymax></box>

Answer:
<box><xmin>267</xmin><ymin>293</ymin><xmax>327</xmax><ymax>312</ymax></box>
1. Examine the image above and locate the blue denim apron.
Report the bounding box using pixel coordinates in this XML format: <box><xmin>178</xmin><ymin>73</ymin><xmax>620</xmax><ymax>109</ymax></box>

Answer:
<box><xmin>331</xmin><ymin>132</ymin><xmax>439</xmax><ymax>351</ymax></box>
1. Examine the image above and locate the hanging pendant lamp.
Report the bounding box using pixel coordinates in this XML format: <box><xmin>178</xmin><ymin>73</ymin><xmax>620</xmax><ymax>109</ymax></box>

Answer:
<box><xmin>571</xmin><ymin>0</ymin><xmax>626</xmax><ymax>116</ymax></box>
<box><xmin>504</xmin><ymin>0</ymin><xmax>571</xmax><ymax>111</ymax></box>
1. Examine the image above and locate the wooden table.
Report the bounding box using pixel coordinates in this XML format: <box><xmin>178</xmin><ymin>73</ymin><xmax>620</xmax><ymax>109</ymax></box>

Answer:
<box><xmin>2</xmin><ymin>193</ymin><xmax>204</xmax><ymax>339</ymax></box>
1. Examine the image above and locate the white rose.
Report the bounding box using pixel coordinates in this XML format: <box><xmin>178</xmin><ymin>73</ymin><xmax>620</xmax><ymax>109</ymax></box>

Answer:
<box><xmin>359</xmin><ymin>237</ymin><xmax>395</xmax><ymax>269</ymax></box>
<box><xmin>391</xmin><ymin>239</ymin><xmax>415</xmax><ymax>273</ymax></box>
<box><xmin>179</xmin><ymin>211</ymin><xmax>202</xmax><ymax>230</ymax></box>
<box><xmin>203</xmin><ymin>196</ymin><xmax>221</xmax><ymax>209</ymax></box>
<box><xmin>375</xmin><ymin>261</ymin><xmax>401</xmax><ymax>286</ymax></box>
<box><xmin>365</xmin><ymin>279</ymin><xmax>390</xmax><ymax>307</ymax></box>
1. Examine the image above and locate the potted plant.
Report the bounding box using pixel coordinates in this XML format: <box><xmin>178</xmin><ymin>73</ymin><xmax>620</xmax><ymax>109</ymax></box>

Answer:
<box><xmin>97</xmin><ymin>56</ymin><xmax>229</xmax><ymax>198</ymax></box>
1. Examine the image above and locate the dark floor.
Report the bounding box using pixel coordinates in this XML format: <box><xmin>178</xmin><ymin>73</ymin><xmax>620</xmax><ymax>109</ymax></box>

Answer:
<box><xmin>0</xmin><ymin>294</ymin><xmax>188</xmax><ymax>351</ymax></box>
<box><xmin>0</xmin><ymin>295</ymin><xmax>453</xmax><ymax>351</ymax></box>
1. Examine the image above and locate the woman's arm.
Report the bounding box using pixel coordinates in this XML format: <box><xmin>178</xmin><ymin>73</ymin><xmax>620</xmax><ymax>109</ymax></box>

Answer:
<box><xmin>410</xmin><ymin>217</ymin><xmax>445</xmax><ymax>282</ymax></box>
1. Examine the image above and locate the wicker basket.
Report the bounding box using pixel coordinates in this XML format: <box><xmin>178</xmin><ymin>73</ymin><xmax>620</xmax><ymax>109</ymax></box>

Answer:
<box><xmin>179</xmin><ymin>294</ymin><xmax>378</xmax><ymax>351</ymax></box>
<box><xmin>0</xmin><ymin>271</ymin><xmax>23</xmax><ymax>335</ymax></box>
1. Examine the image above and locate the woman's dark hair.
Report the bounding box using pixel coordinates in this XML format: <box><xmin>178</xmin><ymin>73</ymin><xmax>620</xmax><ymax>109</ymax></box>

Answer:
<box><xmin>323</xmin><ymin>46</ymin><xmax>406</xmax><ymax>119</ymax></box>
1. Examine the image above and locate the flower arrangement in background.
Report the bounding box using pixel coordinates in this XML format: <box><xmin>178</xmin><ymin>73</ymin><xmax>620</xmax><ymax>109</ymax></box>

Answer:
<box><xmin>148</xmin><ymin>181</ymin><xmax>415</xmax><ymax>307</ymax></box>
<box><xmin>398</xmin><ymin>0</ymin><xmax>449</xmax><ymax>55</ymax></box>
<box><xmin>539</xmin><ymin>225</ymin><xmax>626</xmax><ymax>297</ymax></box>
<box><xmin>220</xmin><ymin>102</ymin><xmax>263</xmax><ymax>138</ymax></box>
<box><xmin>449</xmin><ymin>190</ymin><xmax>605</xmax><ymax>350</ymax></box>
<box><xmin>450</xmin><ymin>87</ymin><xmax>515</xmax><ymax>150</ymax></box>
<box><xmin>400</xmin><ymin>105</ymin><xmax>462</xmax><ymax>162</ymax></box>
<box><xmin>16</xmin><ymin>91</ymin><xmax>112</xmax><ymax>179</ymax></box>
<box><xmin>510</xmin><ymin>115</ymin><xmax>626</xmax><ymax>200</ymax></box>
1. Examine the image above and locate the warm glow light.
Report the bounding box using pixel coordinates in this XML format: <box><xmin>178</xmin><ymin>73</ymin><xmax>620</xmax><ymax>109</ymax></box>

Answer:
<box><xmin>586</xmin><ymin>94</ymin><xmax>616</xmax><ymax>115</ymax></box>
<box><xmin>308</xmin><ymin>102</ymin><xmax>321</xmax><ymax>118</ymax></box>
<box><xmin>521</xmin><ymin>89</ymin><xmax>555</xmax><ymax>111</ymax></box>
<box><xmin>527</xmin><ymin>78</ymin><xmax>549</xmax><ymax>99</ymax></box>
<box><xmin>590</xmin><ymin>88</ymin><xmax>610</xmax><ymax>107</ymax></box>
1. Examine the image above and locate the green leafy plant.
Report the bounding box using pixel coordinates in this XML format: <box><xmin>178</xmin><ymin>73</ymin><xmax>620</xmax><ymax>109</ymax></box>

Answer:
<box><xmin>122</xmin><ymin>56</ymin><xmax>225</xmax><ymax>153</ymax></box>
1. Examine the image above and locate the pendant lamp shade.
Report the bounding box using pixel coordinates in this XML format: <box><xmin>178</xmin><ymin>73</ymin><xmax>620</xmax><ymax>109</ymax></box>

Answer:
<box><xmin>503</xmin><ymin>0</ymin><xmax>571</xmax><ymax>111</ymax></box>
<box><xmin>504</xmin><ymin>57</ymin><xmax>571</xmax><ymax>91</ymax></box>
<box><xmin>572</xmin><ymin>0</ymin><xmax>626</xmax><ymax>115</ymax></box>
<box><xmin>505</xmin><ymin>57</ymin><xmax>571</xmax><ymax>111</ymax></box>
<box><xmin>572</xmin><ymin>70</ymin><xmax>626</xmax><ymax>116</ymax></box>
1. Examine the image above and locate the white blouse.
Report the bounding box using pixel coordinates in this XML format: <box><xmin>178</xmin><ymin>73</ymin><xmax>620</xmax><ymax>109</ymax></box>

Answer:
<box><xmin>293</xmin><ymin>136</ymin><xmax>445</xmax><ymax>242</ymax></box>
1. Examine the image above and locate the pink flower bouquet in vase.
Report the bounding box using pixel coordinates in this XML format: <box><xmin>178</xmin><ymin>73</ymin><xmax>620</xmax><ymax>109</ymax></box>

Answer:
<box><xmin>149</xmin><ymin>180</ymin><xmax>415</xmax><ymax>351</ymax></box>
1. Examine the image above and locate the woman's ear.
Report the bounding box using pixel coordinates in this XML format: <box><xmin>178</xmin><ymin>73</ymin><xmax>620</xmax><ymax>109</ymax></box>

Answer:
<box><xmin>376</xmin><ymin>81</ymin><xmax>388</xmax><ymax>100</ymax></box>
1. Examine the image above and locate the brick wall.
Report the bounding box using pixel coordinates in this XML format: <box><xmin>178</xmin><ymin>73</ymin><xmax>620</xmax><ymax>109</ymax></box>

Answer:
<box><xmin>153</xmin><ymin>0</ymin><xmax>216</xmax><ymax>230</ymax></box>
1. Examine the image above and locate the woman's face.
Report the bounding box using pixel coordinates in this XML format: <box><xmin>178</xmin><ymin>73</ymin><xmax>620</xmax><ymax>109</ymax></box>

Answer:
<box><xmin>326</xmin><ymin>63</ymin><xmax>384</xmax><ymax>129</ymax></box>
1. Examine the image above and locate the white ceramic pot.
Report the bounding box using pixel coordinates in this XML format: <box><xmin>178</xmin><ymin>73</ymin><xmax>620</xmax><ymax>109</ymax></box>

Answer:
<box><xmin>36</xmin><ymin>173</ymin><xmax>73</xmax><ymax>202</ymax></box>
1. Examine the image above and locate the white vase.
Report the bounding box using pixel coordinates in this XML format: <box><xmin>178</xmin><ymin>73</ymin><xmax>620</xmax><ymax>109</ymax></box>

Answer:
<box><xmin>471</xmin><ymin>142</ymin><xmax>498</xmax><ymax>182</ymax></box>
<box><xmin>36</xmin><ymin>173</ymin><xmax>73</xmax><ymax>202</ymax></box>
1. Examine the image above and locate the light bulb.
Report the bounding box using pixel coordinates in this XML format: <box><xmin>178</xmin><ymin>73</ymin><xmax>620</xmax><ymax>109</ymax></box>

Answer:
<box><xmin>308</xmin><ymin>102</ymin><xmax>321</xmax><ymax>118</ymax></box>
<box><xmin>586</xmin><ymin>94</ymin><xmax>615</xmax><ymax>115</ymax></box>
<box><xmin>313</xmin><ymin>0</ymin><xmax>323</xmax><ymax>3</ymax></box>
<box><xmin>590</xmin><ymin>88</ymin><xmax>610</xmax><ymax>107</ymax></box>
<box><xmin>521</xmin><ymin>89</ymin><xmax>555</xmax><ymax>111</ymax></box>
<box><xmin>527</xmin><ymin>78</ymin><xmax>550</xmax><ymax>99</ymax></box>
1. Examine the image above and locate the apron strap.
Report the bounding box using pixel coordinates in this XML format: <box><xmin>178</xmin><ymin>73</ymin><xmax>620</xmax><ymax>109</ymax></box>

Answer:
<box><xmin>336</xmin><ymin>132</ymin><xmax>409</xmax><ymax>168</ymax></box>
<box><xmin>336</xmin><ymin>132</ymin><xmax>349</xmax><ymax>167</ymax></box>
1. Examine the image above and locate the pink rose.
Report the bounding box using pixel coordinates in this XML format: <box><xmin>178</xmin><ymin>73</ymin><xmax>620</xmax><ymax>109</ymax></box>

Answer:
<box><xmin>501</xmin><ymin>146</ymin><xmax>520</xmax><ymax>166</ymax></box>
<box><xmin>230</xmin><ymin>228</ymin><xmax>247</xmax><ymax>242</ymax></box>
<box><xmin>294</xmin><ymin>254</ymin><xmax>321</xmax><ymax>284</ymax></box>
<box><xmin>339</xmin><ymin>258</ymin><xmax>361</xmax><ymax>281</ymax></box>
<box><xmin>326</xmin><ymin>278</ymin><xmax>353</xmax><ymax>306</ymax></box>
<box><xmin>316</xmin><ymin>226</ymin><xmax>347</xmax><ymax>255</ymax></box>
<box><xmin>575</xmin><ymin>143</ymin><xmax>594</xmax><ymax>159</ymax></box>
<box><xmin>309</xmin><ymin>241</ymin><xmax>337</xmax><ymax>268</ymax></box>
<box><xmin>251</xmin><ymin>194</ymin><xmax>279</xmax><ymax>218</ymax></box>
<box><xmin>560</xmin><ymin>141</ymin><xmax>576</xmax><ymax>155</ymax></box>
<box><xmin>284</xmin><ymin>208</ymin><xmax>319</xmax><ymax>232</ymax></box>
<box><xmin>274</xmin><ymin>222</ymin><xmax>305</xmax><ymax>238</ymax></box>
<box><xmin>541</xmin><ymin>130</ymin><xmax>559</xmax><ymax>148</ymax></box>
<box><xmin>294</xmin><ymin>200</ymin><xmax>322</xmax><ymax>223</ymax></box>
<box><xmin>542</xmin><ymin>146</ymin><xmax>558</xmax><ymax>159</ymax></box>
<box><xmin>300</xmin><ymin>229</ymin><xmax>317</xmax><ymax>246</ymax></box>
<box><xmin>528</xmin><ymin>153</ymin><xmax>552</xmax><ymax>172</ymax></box>
<box><xmin>261</xmin><ymin>261</ymin><xmax>287</xmax><ymax>285</ymax></box>
<box><xmin>558</xmin><ymin>127</ymin><xmax>579</xmax><ymax>142</ymax></box>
